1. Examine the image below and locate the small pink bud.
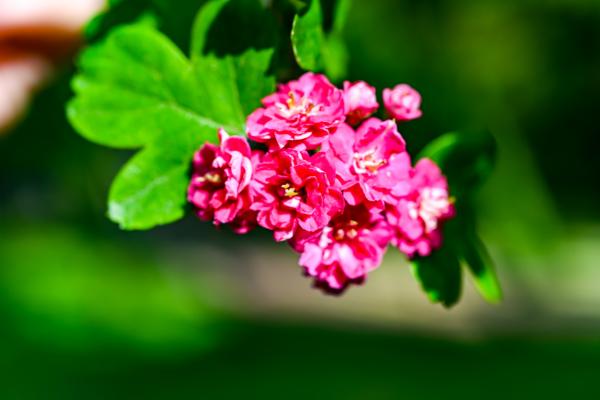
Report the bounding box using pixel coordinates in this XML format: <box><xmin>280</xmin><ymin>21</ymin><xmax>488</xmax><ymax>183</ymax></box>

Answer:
<box><xmin>383</xmin><ymin>84</ymin><xmax>422</xmax><ymax>122</ymax></box>
<box><xmin>343</xmin><ymin>81</ymin><xmax>379</xmax><ymax>125</ymax></box>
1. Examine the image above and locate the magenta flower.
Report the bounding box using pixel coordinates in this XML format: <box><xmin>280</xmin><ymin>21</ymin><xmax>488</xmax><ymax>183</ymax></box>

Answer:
<box><xmin>386</xmin><ymin>158</ymin><xmax>454</xmax><ymax>257</ymax></box>
<box><xmin>294</xmin><ymin>205</ymin><xmax>391</xmax><ymax>294</ymax></box>
<box><xmin>250</xmin><ymin>149</ymin><xmax>344</xmax><ymax>241</ymax></box>
<box><xmin>323</xmin><ymin>118</ymin><xmax>412</xmax><ymax>208</ymax></box>
<box><xmin>246</xmin><ymin>72</ymin><xmax>345</xmax><ymax>150</ymax></box>
<box><xmin>188</xmin><ymin>128</ymin><xmax>260</xmax><ymax>234</ymax></box>
<box><xmin>383</xmin><ymin>84</ymin><xmax>422</xmax><ymax>122</ymax></box>
<box><xmin>183</xmin><ymin>70</ymin><xmax>466</xmax><ymax>295</ymax></box>
<box><xmin>343</xmin><ymin>80</ymin><xmax>379</xmax><ymax>125</ymax></box>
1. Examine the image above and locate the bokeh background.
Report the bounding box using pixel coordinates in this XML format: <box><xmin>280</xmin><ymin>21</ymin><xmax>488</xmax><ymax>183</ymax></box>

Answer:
<box><xmin>1</xmin><ymin>0</ymin><xmax>600</xmax><ymax>398</ymax></box>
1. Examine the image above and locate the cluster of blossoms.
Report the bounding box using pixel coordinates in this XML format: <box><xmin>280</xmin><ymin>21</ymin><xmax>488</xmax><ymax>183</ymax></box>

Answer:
<box><xmin>188</xmin><ymin>73</ymin><xmax>454</xmax><ymax>294</ymax></box>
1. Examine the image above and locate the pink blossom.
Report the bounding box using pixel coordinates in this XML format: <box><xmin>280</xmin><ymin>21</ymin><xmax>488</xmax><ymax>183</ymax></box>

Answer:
<box><xmin>383</xmin><ymin>84</ymin><xmax>422</xmax><ymax>122</ymax></box>
<box><xmin>386</xmin><ymin>158</ymin><xmax>454</xmax><ymax>257</ymax></box>
<box><xmin>294</xmin><ymin>205</ymin><xmax>391</xmax><ymax>294</ymax></box>
<box><xmin>188</xmin><ymin>128</ymin><xmax>259</xmax><ymax>234</ymax></box>
<box><xmin>250</xmin><ymin>149</ymin><xmax>344</xmax><ymax>242</ymax></box>
<box><xmin>343</xmin><ymin>80</ymin><xmax>379</xmax><ymax>125</ymax></box>
<box><xmin>246</xmin><ymin>72</ymin><xmax>345</xmax><ymax>150</ymax></box>
<box><xmin>323</xmin><ymin>118</ymin><xmax>412</xmax><ymax>208</ymax></box>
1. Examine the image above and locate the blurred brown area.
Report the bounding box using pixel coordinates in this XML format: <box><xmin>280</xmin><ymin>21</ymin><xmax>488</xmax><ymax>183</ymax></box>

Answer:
<box><xmin>0</xmin><ymin>0</ymin><xmax>103</xmax><ymax>133</ymax></box>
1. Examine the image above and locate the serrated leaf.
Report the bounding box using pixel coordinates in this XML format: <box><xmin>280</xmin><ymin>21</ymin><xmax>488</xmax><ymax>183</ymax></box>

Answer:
<box><xmin>418</xmin><ymin>130</ymin><xmax>497</xmax><ymax>197</ymax></box>
<box><xmin>68</xmin><ymin>0</ymin><xmax>276</xmax><ymax>230</ymax></box>
<box><xmin>411</xmin><ymin>245</ymin><xmax>462</xmax><ymax>308</ymax></box>
<box><xmin>291</xmin><ymin>0</ymin><xmax>350</xmax><ymax>81</ymax></box>
<box><xmin>460</xmin><ymin>232</ymin><xmax>502</xmax><ymax>304</ymax></box>
<box><xmin>69</xmin><ymin>26</ymin><xmax>210</xmax><ymax>229</ymax></box>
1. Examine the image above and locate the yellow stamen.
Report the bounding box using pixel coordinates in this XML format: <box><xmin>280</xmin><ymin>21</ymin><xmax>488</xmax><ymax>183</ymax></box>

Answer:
<box><xmin>281</xmin><ymin>183</ymin><xmax>299</xmax><ymax>197</ymax></box>
<box><xmin>204</xmin><ymin>173</ymin><xmax>222</xmax><ymax>184</ymax></box>
<box><xmin>286</xmin><ymin>92</ymin><xmax>296</xmax><ymax>108</ymax></box>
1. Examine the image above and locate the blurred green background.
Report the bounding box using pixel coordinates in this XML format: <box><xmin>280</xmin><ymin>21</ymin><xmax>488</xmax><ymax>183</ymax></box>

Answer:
<box><xmin>1</xmin><ymin>0</ymin><xmax>600</xmax><ymax>398</ymax></box>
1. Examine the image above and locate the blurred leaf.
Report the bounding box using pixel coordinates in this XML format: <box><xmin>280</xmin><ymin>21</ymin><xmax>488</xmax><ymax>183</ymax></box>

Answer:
<box><xmin>418</xmin><ymin>130</ymin><xmax>497</xmax><ymax>197</ymax></box>
<box><xmin>291</xmin><ymin>0</ymin><xmax>350</xmax><ymax>81</ymax></box>
<box><xmin>324</xmin><ymin>0</ymin><xmax>350</xmax><ymax>31</ymax></box>
<box><xmin>85</xmin><ymin>0</ymin><xmax>152</xmax><ymax>41</ymax></box>
<box><xmin>68</xmin><ymin>0</ymin><xmax>276</xmax><ymax>230</ymax></box>
<box><xmin>460</xmin><ymin>231</ymin><xmax>502</xmax><ymax>304</ymax></box>
<box><xmin>154</xmin><ymin>0</ymin><xmax>211</xmax><ymax>49</ymax></box>
<box><xmin>321</xmin><ymin>31</ymin><xmax>348</xmax><ymax>81</ymax></box>
<box><xmin>85</xmin><ymin>0</ymin><xmax>208</xmax><ymax>50</ymax></box>
<box><xmin>321</xmin><ymin>0</ymin><xmax>349</xmax><ymax>79</ymax></box>
<box><xmin>411</xmin><ymin>245</ymin><xmax>462</xmax><ymax>308</ymax></box>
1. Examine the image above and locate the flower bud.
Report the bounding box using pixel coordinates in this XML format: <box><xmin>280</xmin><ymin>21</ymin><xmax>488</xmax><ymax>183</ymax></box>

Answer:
<box><xmin>343</xmin><ymin>80</ymin><xmax>378</xmax><ymax>125</ymax></box>
<box><xmin>383</xmin><ymin>84</ymin><xmax>422</xmax><ymax>122</ymax></box>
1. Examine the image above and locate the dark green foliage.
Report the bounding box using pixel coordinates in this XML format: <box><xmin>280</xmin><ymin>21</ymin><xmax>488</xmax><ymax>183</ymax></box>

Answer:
<box><xmin>411</xmin><ymin>239</ymin><xmax>462</xmax><ymax>307</ymax></box>
<box><xmin>415</xmin><ymin>130</ymin><xmax>501</xmax><ymax>306</ymax></box>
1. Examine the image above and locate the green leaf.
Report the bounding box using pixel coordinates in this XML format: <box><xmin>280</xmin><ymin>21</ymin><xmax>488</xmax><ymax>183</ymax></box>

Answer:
<box><xmin>68</xmin><ymin>0</ymin><xmax>276</xmax><ymax>230</ymax></box>
<box><xmin>460</xmin><ymin>231</ymin><xmax>502</xmax><ymax>304</ymax></box>
<box><xmin>324</xmin><ymin>0</ymin><xmax>350</xmax><ymax>79</ymax></box>
<box><xmin>417</xmin><ymin>130</ymin><xmax>497</xmax><ymax>197</ymax></box>
<box><xmin>291</xmin><ymin>0</ymin><xmax>350</xmax><ymax>81</ymax></box>
<box><xmin>291</xmin><ymin>0</ymin><xmax>324</xmax><ymax>71</ymax></box>
<box><xmin>107</xmin><ymin>147</ymin><xmax>192</xmax><ymax>229</ymax></box>
<box><xmin>321</xmin><ymin>32</ymin><xmax>348</xmax><ymax>81</ymax></box>
<box><xmin>411</xmin><ymin>244</ymin><xmax>462</xmax><ymax>308</ymax></box>
<box><xmin>191</xmin><ymin>0</ymin><xmax>277</xmax><ymax>117</ymax></box>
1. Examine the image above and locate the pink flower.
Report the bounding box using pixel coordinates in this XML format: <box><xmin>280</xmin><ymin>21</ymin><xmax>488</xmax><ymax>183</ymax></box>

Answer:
<box><xmin>250</xmin><ymin>149</ymin><xmax>344</xmax><ymax>242</ymax></box>
<box><xmin>293</xmin><ymin>205</ymin><xmax>391</xmax><ymax>294</ymax></box>
<box><xmin>188</xmin><ymin>128</ymin><xmax>260</xmax><ymax>234</ymax></box>
<box><xmin>383</xmin><ymin>84</ymin><xmax>422</xmax><ymax>122</ymax></box>
<box><xmin>386</xmin><ymin>158</ymin><xmax>454</xmax><ymax>257</ymax></box>
<box><xmin>343</xmin><ymin>80</ymin><xmax>379</xmax><ymax>125</ymax></box>
<box><xmin>323</xmin><ymin>118</ymin><xmax>412</xmax><ymax>208</ymax></box>
<box><xmin>246</xmin><ymin>72</ymin><xmax>345</xmax><ymax>150</ymax></box>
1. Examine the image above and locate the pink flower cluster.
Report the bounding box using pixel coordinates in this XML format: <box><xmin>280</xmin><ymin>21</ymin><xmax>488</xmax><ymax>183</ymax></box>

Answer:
<box><xmin>188</xmin><ymin>73</ymin><xmax>453</xmax><ymax>294</ymax></box>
